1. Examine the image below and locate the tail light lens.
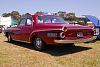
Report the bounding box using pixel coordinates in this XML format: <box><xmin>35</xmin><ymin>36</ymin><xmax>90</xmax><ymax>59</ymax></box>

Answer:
<box><xmin>60</xmin><ymin>32</ymin><xmax>65</xmax><ymax>38</ymax></box>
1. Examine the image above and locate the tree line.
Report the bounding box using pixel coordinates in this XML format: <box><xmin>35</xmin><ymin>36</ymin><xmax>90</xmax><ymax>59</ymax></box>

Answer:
<box><xmin>2</xmin><ymin>11</ymin><xmax>76</xmax><ymax>23</ymax></box>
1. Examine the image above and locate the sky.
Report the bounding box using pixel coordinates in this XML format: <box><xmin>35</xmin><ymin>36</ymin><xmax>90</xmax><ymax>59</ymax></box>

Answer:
<box><xmin>0</xmin><ymin>0</ymin><xmax>100</xmax><ymax>18</ymax></box>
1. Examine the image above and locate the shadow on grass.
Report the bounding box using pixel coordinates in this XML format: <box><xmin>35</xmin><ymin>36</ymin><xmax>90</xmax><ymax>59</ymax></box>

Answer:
<box><xmin>44</xmin><ymin>45</ymin><xmax>92</xmax><ymax>56</ymax></box>
<box><xmin>5</xmin><ymin>41</ymin><xmax>92</xmax><ymax>56</ymax></box>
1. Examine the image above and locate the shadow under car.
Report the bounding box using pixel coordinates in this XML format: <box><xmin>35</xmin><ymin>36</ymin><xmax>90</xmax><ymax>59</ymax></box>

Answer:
<box><xmin>5</xmin><ymin>41</ymin><xmax>92</xmax><ymax>56</ymax></box>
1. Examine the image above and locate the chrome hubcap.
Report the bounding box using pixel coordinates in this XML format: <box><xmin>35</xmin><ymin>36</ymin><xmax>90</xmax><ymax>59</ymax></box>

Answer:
<box><xmin>35</xmin><ymin>38</ymin><xmax>42</xmax><ymax>49</ymax></box>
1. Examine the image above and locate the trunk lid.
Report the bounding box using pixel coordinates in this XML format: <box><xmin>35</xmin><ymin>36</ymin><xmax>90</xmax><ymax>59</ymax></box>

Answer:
<box><xmin>63</xmin><ymin>25</ymin><xmax>94</xmax><ymax>39</ymax></box>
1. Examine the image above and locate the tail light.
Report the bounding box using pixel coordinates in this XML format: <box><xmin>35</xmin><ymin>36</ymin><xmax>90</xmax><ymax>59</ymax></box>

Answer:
<box><xmin>60</xmin><ymin>32</ymin><xmax>65</xmax><ymax>38</ymax></box>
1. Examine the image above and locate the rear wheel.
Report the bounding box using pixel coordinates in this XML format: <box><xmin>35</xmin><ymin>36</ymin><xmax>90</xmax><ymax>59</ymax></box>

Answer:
<box><xmin>33</xmin><ymin>37</ymin><xmax>45</xmax><ymax>51</ymax></box>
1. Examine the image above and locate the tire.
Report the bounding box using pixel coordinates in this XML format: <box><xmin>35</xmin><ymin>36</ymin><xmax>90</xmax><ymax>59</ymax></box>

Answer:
<box><xmin>7</xmin><ymin>34</ymin><xmax>13</xmax><ymax>43</ymax></box>
<box><xmin>33</xmin><ymin>37</ymin><xmax>45</xmax><ymax>51</ymax></box>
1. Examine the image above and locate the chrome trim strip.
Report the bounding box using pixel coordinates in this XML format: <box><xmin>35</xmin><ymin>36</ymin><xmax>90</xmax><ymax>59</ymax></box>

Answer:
<box><xmin>54</xmin><ymin>36</ymin><xmax>97</xmax><ymax>43</ymax></box>
<box><xmin>32</xmin><ymin>28</ymin><xmax>93</xmax><ymax>33</ymax></box>
<box><xmin>13</xmin><ymin>39</ymin><xmax>31</xmax><ymax>43</ymax></box>
<box><xmin>66</xmin><ymin>28</ymin><xmax>92</xmax><ymax>30</ymax></box>
<box><xmin>31</xmin><ymin>29</ymin><xmax>63</xmax><ymax>35</ymax></box>
<box><xmin>33</xmin><ymin>29</ymin><xmax>62</xmax><ymax>32</ymax></box>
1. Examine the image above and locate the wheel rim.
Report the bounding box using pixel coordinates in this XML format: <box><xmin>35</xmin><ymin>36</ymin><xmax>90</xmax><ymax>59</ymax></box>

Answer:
<box><xmin>35</xmin><ymin>38</ymin><xmax>42</xmax><ymax>49</ymax></box>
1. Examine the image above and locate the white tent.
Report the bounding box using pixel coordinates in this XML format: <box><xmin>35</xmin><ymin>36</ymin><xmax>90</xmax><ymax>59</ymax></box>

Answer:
<box><xmin>0</xmin><ymin>16</ymin><xmax>12</xmax><ymax>26</ymax></box>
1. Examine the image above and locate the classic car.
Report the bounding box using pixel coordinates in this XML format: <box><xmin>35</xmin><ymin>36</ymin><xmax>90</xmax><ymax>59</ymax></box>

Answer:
<box><xmin>4</xmin><ymin>13</ymin><xmax>96</xmax><ymax>50</ymax></box>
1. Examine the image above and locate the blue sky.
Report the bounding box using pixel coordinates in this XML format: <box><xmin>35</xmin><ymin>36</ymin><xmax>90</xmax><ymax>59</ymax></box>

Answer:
<box><xmin>0</xmin><ymin>0</ymin><xmax>100</xmax><ymax>18</ymax></box>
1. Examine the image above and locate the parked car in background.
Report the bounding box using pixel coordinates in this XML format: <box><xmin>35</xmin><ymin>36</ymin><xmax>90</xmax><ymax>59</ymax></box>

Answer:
<box><xmin>84</xmin><ymin>15</ymin><xmax>100</xmax><ymax>39</ymax></box>
<box><xmin>4</xmin><ymin>13</ymin><xmax>96</xmax><ymax>51</ymax></box>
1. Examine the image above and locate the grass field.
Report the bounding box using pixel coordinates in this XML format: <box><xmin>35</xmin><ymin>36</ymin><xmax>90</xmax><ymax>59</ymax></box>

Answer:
<box><xmin>0</xmin><ymin>33</ymin><xmax>100</xmax><ymax>67</ymax></box>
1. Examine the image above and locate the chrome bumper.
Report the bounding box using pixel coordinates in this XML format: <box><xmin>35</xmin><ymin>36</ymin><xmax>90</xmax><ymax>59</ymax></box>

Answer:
<box><xmin>54</xmin><ymin>36</ymin><xmax>97</xmax><ymax>44</ymax></box>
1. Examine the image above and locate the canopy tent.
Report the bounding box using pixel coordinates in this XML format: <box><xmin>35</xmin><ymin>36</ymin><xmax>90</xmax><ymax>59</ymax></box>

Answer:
<box><xmin>84</xmin><ymin>15</ymin><xmax>100</xmax><ymax>27</ymax></box>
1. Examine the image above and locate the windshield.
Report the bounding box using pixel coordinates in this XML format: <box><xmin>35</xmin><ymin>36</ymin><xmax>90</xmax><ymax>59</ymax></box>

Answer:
<box><xmin>38</xmin><ymin>15</ymin><xmax>65</xmax><ymax>23</ymax></box>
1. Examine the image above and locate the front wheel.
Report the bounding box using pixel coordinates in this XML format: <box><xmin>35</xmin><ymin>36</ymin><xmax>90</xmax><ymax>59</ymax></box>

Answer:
<box><xmin>7</xmin><ymin>34</ymin><xmax>13</xmax><ymax>43</ymax></box>
<box><xmin>33</xmin><ymin>37</ymin><xmax>45</xmax><ymax>51</ymax></box>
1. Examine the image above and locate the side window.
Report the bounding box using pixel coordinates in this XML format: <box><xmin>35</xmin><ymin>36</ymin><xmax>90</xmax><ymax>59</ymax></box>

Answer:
<box><xmin>19</xmin><ymin>19</ymin><xmax>26</xmax><ymax>26</ymax></box>
<box><xmin>27</xmin><ymin>19</ymin><xmax>32</xmax><ymax>25</ymax></box>
<box><xmin>44</xmin><ymin>19</ymin><xmax>51</xmax><ymax>23</ymax></box>
<box><xmin>38</xmin><ymin>16</ymin><xmax>43</xmax><ymax>23</ymax></box>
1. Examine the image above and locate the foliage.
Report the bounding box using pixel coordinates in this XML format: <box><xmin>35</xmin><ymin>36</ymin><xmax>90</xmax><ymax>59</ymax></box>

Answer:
<box><xmin>56</xmin><ymin>11</ymin><xmax>76</xmax><ymax>21</ymax></box>
<box><xmin>35</xmin><ymin>11</ymin><xmax>44</xmax><ymax>15</ymax></box>
<box><xmin>11</xmin><ymin>11</ymin><xmax>21</xmax><ymax>22</ymax></box>
<box><xmin>2</xmin><ymin>11</ymin><xmax>78</xmax><ymax>24</ymax></box>
<box><xmin>2</xmin><ymin>13</ymin><xmax>11</xmax><ymax>17</ymax></box>
<box><xmin>2</xmin><ymin>11</ymin><xmax>21</xmax><ymax>23</ymax></box>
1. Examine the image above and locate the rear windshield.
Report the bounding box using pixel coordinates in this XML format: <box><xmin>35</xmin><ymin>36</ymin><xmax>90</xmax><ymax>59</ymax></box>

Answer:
<box><xmin>38</xmin><ymin>15</ymin><xmax>66</xmax><ymax>23</ymax></box>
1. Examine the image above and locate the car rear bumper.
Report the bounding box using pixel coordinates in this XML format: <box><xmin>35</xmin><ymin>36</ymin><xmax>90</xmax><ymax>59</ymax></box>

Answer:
<box><xmin>54</xmin><ymin>36</ymin><xmax>97</xmax><ymax>44</ymax></box>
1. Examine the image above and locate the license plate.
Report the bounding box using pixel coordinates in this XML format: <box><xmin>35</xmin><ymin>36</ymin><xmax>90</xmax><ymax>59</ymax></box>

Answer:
<box><xmin>77</xmin><ymin>32</ymin><xmax>83</xmax><ymax>37</ymax></box>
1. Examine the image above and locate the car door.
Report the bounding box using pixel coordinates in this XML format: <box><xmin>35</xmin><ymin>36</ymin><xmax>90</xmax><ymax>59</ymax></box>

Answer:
<box><xmin>20</xmin><ymin>18</ymin><xmax>33</xmax><ymax>42</ymax></box>
<box><xmin>12</xmin><ymin>18</ymin><xmax>26</xmax><ymax>41</ymax></box>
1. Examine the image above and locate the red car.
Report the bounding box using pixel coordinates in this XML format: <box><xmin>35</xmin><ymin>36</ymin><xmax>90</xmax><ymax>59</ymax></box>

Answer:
<box><xmin>4</xmin><ymin>14</ymin><xmax>96</xmax><ymax>50</ymax></box>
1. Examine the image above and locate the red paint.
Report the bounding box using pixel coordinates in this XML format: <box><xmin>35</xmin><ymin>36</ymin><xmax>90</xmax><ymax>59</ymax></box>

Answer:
<box><xmin>5</xmin><ymin>14</ymin><xmax>95</xmax><ymax>45</ymax></box>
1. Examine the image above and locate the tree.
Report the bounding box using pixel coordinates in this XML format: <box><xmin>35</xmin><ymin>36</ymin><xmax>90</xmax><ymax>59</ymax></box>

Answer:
<box><xmin>2</xmin><ymin>11</ymin><xmax>21</xmax><ymax>24</ymax></box>
<box><xmin>66</xmin><ymin>13</ymin><xmax>75</xmax><ymax>18</ymax></box>
<box><xmin>65</xmin><ymin>13</ymin><xmax>76</xmax><ymax>21</ymax></box>
<box><xmin>57</xmin><ymin>11</ymin><xmax>66</xmax><ymax>19</ymax></box>
<box><xmin>11</xmin><ymin>11</ymin><xmax>21</xmax><ymax>22</ymax></box>
<box><xmin>35</xmin><ymin>11</ymin><xmax>44</xmax><ymax>15</ymax></box>
<box><xmin>2</xmin><ymin>13</ymin><xmax>11</xmax><ymax>17</ymax></box>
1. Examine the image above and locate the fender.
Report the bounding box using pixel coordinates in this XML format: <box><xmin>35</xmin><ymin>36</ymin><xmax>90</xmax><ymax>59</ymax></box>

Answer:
<box><xmin>29</xmin><ymin>28</ymin><xmax>63</xmax><ymax>43</ymax></box>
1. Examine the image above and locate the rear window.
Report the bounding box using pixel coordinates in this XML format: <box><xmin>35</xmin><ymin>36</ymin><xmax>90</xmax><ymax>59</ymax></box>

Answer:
<box><xmin>38</xmin><ymin>15</ymin><xmax>66</xmax><ymax>23</ymax></box>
